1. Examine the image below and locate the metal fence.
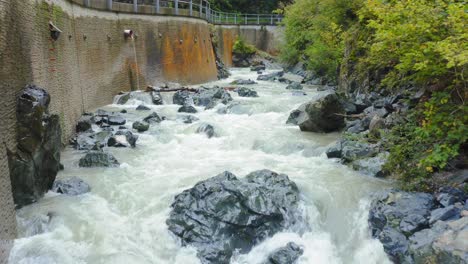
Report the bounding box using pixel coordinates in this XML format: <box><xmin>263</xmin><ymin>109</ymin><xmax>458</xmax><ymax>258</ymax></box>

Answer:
<box><xmin>72</xmin><ymin>0</ymin><xmax>283</xmax><ymax>25</ymax></box>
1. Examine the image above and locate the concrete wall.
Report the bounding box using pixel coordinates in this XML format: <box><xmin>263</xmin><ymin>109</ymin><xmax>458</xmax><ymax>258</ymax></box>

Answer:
<box><xmin>215</xmin><ymin>25</ymin><xmax>284</xmax><ymax>66</ymax></box>
<box><xmin>0</xmin><ymin>0</ymin><xmax>218</xmax><ymax>260</ymax></box>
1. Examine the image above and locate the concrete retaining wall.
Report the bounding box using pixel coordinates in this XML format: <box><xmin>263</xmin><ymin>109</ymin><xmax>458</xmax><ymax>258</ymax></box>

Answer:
<box><xmin>215</xmin><ymin>25</ymin><xmax>284</xmax><ymax>67</ymax></box>
<box><xmin>0</xmin><ymin>0</ymin><xmax>218</xmax><ymax>259</ymax></box>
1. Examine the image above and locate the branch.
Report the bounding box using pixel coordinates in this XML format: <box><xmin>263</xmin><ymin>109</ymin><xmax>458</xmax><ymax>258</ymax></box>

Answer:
<box><xmin>146</xmin><ymin>85</ymin><xmax>198</xmax><ymax>93</ymax></box>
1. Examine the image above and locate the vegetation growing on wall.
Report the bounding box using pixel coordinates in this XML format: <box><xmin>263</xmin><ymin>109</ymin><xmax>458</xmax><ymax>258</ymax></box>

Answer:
<box><xmin>281</xmin><ymin>0</ymin><xmax>468</xmax><ymax>191</ymax></box>
<box><xmin>232</xmin><ymin>37</ymin><xmax>256</xmax><ymax>56</ymax></box>
<box><xmin>207</xmin><ymin>0</ymin><xmax>293</xmax><ymax>14</ymax></box>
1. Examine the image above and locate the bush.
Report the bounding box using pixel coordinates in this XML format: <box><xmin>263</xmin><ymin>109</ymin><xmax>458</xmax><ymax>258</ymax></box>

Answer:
<box><xmin>232</xmin><ymin>37</ymin><xmax>256</xmax><ymax>56</ymax></box>
<box><xmin>384</xmin><ymin>91</ymin><xmax>468</xmax><ymax>191</ymax></box>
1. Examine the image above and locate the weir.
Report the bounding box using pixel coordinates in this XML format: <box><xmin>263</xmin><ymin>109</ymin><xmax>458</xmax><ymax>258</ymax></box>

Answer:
<box><xmin>0</xmin><ymin>0</ymin><xmax>283</xmax><ymax>262</ymax></box>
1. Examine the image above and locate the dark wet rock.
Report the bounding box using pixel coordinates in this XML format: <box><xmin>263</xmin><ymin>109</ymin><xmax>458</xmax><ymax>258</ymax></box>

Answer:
<box><xmin>232</xmin><ymin>53</ymin><xmax>253</xmax><ymax>67</ymax></box>
<box><xmin>120</xmin><ymin>109</ymin><xmax>127</xmax><ymax>114</ymax></box>
<box><xmin>118</xmin><ymin>126</ymin><xmax>127</xmax><ymax>130</ymax></box>
<box><xmin>341</xmin><ymin>141</ymin><xmax>378</xmax><ymax>162</ymax></box>
<box><xmin>326</xmin><ymin>141</ymin><xmax>343</xmax><ymax>158</ymax></box>
<box><xmin>107</xmin><ymin>115</ymin><xmax>126</xmax><ymax>126</ymax></box>
<box><xmin>72</xmin><ymin>133</ymin><xmax>100</xmax><ymax>150</ymax></box>
<box><xmin>173</xmin><ymin>90</ymin><xmax>193</xmax><ymax>105</ymax></box>
<box><xmin>78</xmin><ymin>151</ymin><xmax>120</xmax><ymax>168</ymax></box>
<box><xmin>351</xmin><ymin>152</ymin><xmax>388</xmax><ymax>177</ymax></box>
<box><xmin>399</xmin><ymin>214</ymin><xmax>428</xmax><ymax>235</ymax></box>
<box><xmin>107</xmin><ymin>136</ymin><xmax>128</xmax><ymax>148</ymax></box>
<box><xmin>236</xmin><ymin>87</ymin><xmax>258</xmax><ymax>97</ymax></box>
<box><xmin>231</xmin><ymin>79</ymin><xmax>257</xmax><ymax>85</ymax></box>
<box><xmin>251</xmin><ymin>64</ymin><xmax>266</xmax><ymax>72</ymax></box>
<box><xmin>132</xmin><ymin>121</ymin><xmax>150</xmax><ymax>132</ymax></box>
<box><xmin>353</xmin><ymin>94</ymin><xmax>372</xmax><ymax>112</ymax></box>
<box><xmin>193</xmin><ymin>87</ymin><xmax>233</xmax><ymax>108</ymax></box>
<box><xmin>368</xmin><ymin>190</ymin><xmax>438</xmax><ymax>262</ymax></box>
<box><xmin>177</xmin><ymin>115</ymin><xmax>199</xmax><ymax>124</ymax></box>
<box><xmin>52</xmin><ymin>177</ymin><xmax>90</xmax><ymax>195</ymax></box>
<box><xmin>101</xmin><ymin>127</ymin><xmax>114</xmax><ymax>132</ymax></box>
<box><xmin>378</xmin><ymin>227</ymin><xmax>409</xmax><ymax>262</ymax></box>
<box><xmin>286</xmin><ymin>110</ymin><xmax>302</xmax><ymax>125</ymax></box>
<box><xmin>369</xmin><ymin>190</ymin><xmax>434</xmax><ymax>237</ymax></box>
<box><xmin>76</xmin><ymin>115</ymin><xmax>93</xmax><ymax>133</ymax></box>
<box><xmin>136</xmin><ymin>105</ymin><xmax>151</xmax><ymax>111</ymax></box>
<box><xmin>151</xmin><ymin>91</ymin><xmax>164</xmax><ymax>105</ymax></box>
<box><xmin>436</xmin><ymin>187</ymin><xmax>466</xmax><ymax>207</ymax></box>
<box><xmin>291</xmin><ymin>92</ymin><xmax>345</xmax><ymax>133</ymax></box>
<box><xmin>166</xmin><ymin>170</ymin><xmax>305</xmax><ymax>264</ymax></box>
<box><xmin>178</xmin><ymin>105</ymin><xmax>198</xmax><ymax>113</ymax></box>
<box><xmin>345</xmin><ymin>118</ymin><xmax>370</xmax><ymax>134</ymax></box>
<box><xmin>8</xmin><ymin>85</ymin><xmax>62</xmax><ymax>207</ymax></box>
<box><xmin>340</xmin><ymin>99</ymin><xmax>358</xmax><ymax>114</ymax></box>
<box><xmin>122</xmin><ymin>130</ymin><xmax>138</xmax><ymax>148</ymax></box>
<box><xmin>265</xmin><ymin>242</ymin><xmax>304</xmax><ymax>264</ymax></box>
<box><xmin>258</xmin><ymin>71</ymin><xmax>284</xmax><ymax>81</ymax></box>
<box><xmin>285</xmin><ymin>82</ymin><xmax>303</xmax><ymax>90</ymax></box>
<box><xmin>196</xmin><ymin>123</ymin><xmax>215</xmax><ymax>138</ymax></box>
<box><xmin>96</xmin><ymin>109</ymin><xmax>110</xmax><ymax>117</ymax></box>
<box><xmin>429</xmin><ymin>206</ymin><xmax>461</xmax><ymax>225</ymax></box>
<box><xmin>143</xmin><ymin>112</ymin><xmax>163</xmax><ymax>124</ymax></box>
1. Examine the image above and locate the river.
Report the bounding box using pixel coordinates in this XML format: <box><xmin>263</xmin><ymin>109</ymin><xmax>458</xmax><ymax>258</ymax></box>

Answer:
<box><xmin>9</xmin><ymin>68</ymin><xmax>392</xmax><ymax>264</ymax></box>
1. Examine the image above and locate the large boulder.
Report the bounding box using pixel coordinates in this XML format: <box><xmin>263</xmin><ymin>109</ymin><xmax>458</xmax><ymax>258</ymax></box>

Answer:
<box><xmin>368</xmin><ymin>190</ymin><xmax>435</xmax><ymax>262</ymax></box>
<box><xmin>258</xmin><ymin>71</ymin><xmax>284</xmax><ymax>81</ymax></box>
<box><xmin>289</xmin><ymin>92</ymin><xmax>345</xmax><ymax>133</ymax></box>
<box><xmin>143</xmin><ymin>112</ymin><xmax>163</xmax><ymax>124</ymax></box>
<box><xmin>173</xmin><ymin>90</ymin><xmax>193</xmax><ymax>105</ymax></box>
<box><xmin>265</xmin><ymin>242</ymin><xmax>304</xmax><ymax>264</ymax></box>
<box><xmin>193</xmin><ymin>87</ymin><xmax>233</xmax><ymax>108</ymax></box>
<box><xmin>231</xmin><ymin>79</ymin><xmax>257</xmax><ymax>85</ymax></box>
<box><xmin>132</xmin><ymin>121</ymin><xmax>149</xmax><ymax>132</ymax></box>
<box><xmin>178</xmin><ymin>105</ymin><xmax>198</xmax><ymax>113</ymax></box>
<box><xmin>52</xmin><ymin>177</ymin><xmax>90</xmax><ymax>196</ymax></box>
<box><xmin>285</xmin><ymin>82</ymin><xmax>303</xmax><ymax>90</ymax></box>
<box><xmin>76</xmin><ymin>114</ymin><xmax>94</xmax><ymax>133</ymax></box>
<box><xmin>235</xmin><ymin>87</ymin><xmax>258</xmax><ymax>97</ymax></box>
<box><xmin>8</xmin><ymin>85</ymin><xmax>62</xmax><ymax>207</ymax></box>
<box><xmin>166</xmin><ymin>170</ymin><xmax>305</xmax><ymax>264</ymax></box>
<box><xmin>196</xmin><ymin>123</ymin><xmax>216</xmax><ymax>138</ymax></box>
<box><xmin>78</xmin><ymin>151</ymin><xmax>120</xmax><ymax>168</ymax></box>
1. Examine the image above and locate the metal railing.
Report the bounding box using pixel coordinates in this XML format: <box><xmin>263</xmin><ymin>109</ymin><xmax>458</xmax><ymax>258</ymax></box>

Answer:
<box><xmin>73</xmin><ymin>0</ymin><xmax>283</xmax><ymax>25</ymax></box>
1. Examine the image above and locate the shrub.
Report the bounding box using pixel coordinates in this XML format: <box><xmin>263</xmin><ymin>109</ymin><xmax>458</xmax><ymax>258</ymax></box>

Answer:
<box><xmin>232</xmin><ymin>37</ymin><xmax>256</xmax><ymax>56</ymax></box>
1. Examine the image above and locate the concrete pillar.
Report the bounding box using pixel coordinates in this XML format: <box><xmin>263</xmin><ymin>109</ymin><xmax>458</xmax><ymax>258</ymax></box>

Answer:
<box><xmin>155</xmin><ymin>0</ymin><xmax>160</xmax><ymax>14</ymax></box>
<box><xmin>189</xmin><ymin>0</ymin><xmax>193</xmax><ymax>16</ymax></box>
<box><xmin>199</xmin><ymin>0</ymin><xmax>202</xmax><ymax>17</ymax></box>
<box><xmin>133</xmin><ymin>0</ymin><xmax>138</xmax><ymax>13</ymax></box>
<box><xmin>257</xmin><ymin>15</ymin><xmax>260</xmax><ymax>25</ymax></box>
<box><xmin>107</xmin><ymin>0</ymin><xmax>112</xmax><ymax>10</ymax></box>
<box><xmin>175</xmin><ymin>0</ymin><xmax>179</xmax><ymax>15</ymax></box>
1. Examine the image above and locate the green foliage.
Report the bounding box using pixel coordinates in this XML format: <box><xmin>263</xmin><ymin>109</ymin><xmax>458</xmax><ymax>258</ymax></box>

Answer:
<box><xmin>281</xmin><ymin>0</ymin><xmax>468</xmax><ymax>191</ymax></box>
<box><xmin>359</xmin><ymin>0</ymin><xmax>468</xmax><ymax>89</ymax></box>
<box><xmin>281</xmin><ymin>0</ymin><xmax>362</xmax><ymax>80</ymax></box>
<box><xmin>384</xmin><ymin>92</ymin><xmax>468</xmax><ymax>191</ymax></box>
<box><xmin>233</xmin><ymin>37</ymin><xmax>256</xmax><ymax>55</ymax></box>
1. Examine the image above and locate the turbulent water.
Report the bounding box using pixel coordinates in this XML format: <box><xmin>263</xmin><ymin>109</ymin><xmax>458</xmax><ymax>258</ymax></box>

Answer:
<box><xmin>10</xmin><ymin>68</ymin><xmax>392</xmax><ymax>264</ymax></box>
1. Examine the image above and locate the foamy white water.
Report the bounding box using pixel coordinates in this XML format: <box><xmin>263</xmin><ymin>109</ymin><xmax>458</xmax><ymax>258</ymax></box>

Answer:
<box><xmin>9</xmin><ymin>68</ymin><xmax>391</xmax><ymax>264</ymax></box>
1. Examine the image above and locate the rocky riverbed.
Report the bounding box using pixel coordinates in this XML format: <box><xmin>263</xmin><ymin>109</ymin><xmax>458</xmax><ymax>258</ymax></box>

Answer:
<box><xmin>10</xmin><ymin>68</ymin><xmax>443</xmax><ymax>264</ymax></box>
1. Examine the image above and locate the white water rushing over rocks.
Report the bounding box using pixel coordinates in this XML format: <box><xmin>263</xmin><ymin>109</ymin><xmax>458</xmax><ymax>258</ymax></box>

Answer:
<box><xmin>10</xmin><ymin>68</ymin><xmax>392</xmax><ymax>264</ymax></box>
